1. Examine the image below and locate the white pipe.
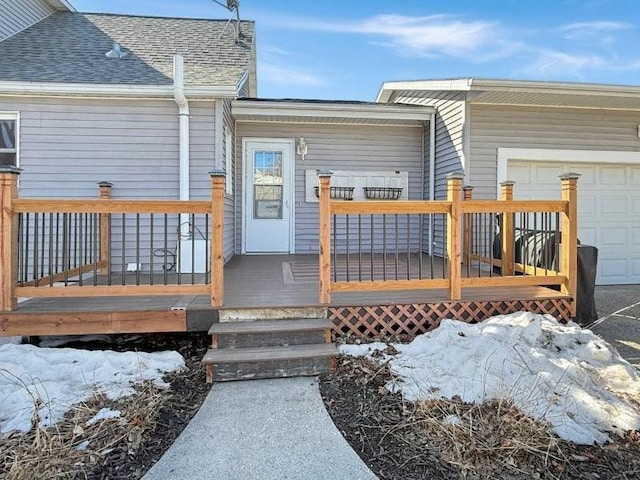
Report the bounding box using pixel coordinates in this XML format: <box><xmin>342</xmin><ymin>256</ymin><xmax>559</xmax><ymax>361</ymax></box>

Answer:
<box><xmin>173</xmin><ymin>55</ymin><xmax>190</xmax><ymax>202</ymax></box>
<box><xmin>429</xmin><ymin>112</ymin><xmax>436</xmax><ymax>255</ymax></box>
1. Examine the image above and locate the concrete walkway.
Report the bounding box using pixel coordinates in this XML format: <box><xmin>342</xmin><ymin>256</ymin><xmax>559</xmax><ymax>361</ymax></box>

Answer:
<box><xmin>143</xmin><ymin>377</ymin><xmax>377</xmax><ymax>480</ymax></box>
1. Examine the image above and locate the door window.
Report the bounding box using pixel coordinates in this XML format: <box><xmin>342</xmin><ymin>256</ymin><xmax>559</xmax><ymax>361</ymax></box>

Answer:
<box><xmin>253</xmin><ymin>150</ymin><xmax>283</xmax><ymax>219</ymax></box>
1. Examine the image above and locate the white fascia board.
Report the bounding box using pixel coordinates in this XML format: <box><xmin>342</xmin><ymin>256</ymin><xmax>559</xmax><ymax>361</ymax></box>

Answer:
<box><xmin>0</xmin><ymin>81</ymin><xmax>238</xmax><ymax>99</ymax></box>
<box><xmin>45</xmin><ymin>0</ymin><xmax>75</xmax><ymax>12</ymax></box>
<box><xmin>376</xmin><ymin>78</ymin><xmax>473</xmax><ymax>103</ymax></box>
<box><xmin>471</xmin><ymin>79</ymin><xmax>640</xmax><ymax>98</ymax></box>
<box><xmin>232</xmin><ymin>100</ymin><xmax>435</xmax><ymax>122</ymax></box>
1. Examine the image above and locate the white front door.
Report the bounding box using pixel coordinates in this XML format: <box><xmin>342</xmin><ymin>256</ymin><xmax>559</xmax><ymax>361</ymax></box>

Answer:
<box><xmin>243</xmin><ymin>139</ymin><xmax>294</xmax><ymax>253</ymax></box>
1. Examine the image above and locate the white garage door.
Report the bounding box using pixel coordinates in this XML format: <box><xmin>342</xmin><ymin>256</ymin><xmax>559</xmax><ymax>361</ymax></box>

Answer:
<box><xmin>508</xmin><ymin>160</ymin><xmax>640</xmax><ymax>285</ymax></box>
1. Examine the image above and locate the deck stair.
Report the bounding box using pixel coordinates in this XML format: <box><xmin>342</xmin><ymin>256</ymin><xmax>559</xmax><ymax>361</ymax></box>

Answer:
<box><xmin>202</xmin><ymin>308</ymin><xmax>337</xmax><ymax>382</ymax></box>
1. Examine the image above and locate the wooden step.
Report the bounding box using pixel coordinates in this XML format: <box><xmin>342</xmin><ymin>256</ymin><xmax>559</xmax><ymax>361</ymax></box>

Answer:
<box><xmin>202</xmin><ymin>344</ymin><xmax>338</xmax><ymax>382</ymax></box>
<box><xmin>202</xmin><ymin>343</ymin><xmax>338</xmax><ymax>364</ymax></box>
<box><xmin>208</xmin><ymin>318</ymin><xmax>333</xmax><ymax>335</ymax></box>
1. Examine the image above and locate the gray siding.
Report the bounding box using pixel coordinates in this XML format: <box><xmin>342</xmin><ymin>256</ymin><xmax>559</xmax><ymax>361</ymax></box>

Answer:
<box><xmin>235</xmin><ymin>122</ymin><xmax>424</xmax><ymax>253</ymax></box>
<box><xmin>390</xmin><ymin>90</ymin><xmax>466</xmax><ymax>255</ymax></box>
<box><xmin>469</xmin><ymin>104</ymin><xmax>640</xmax><ymax>199</ymax></box>
<box><xmin>390</xmin><ymin>90</ymin><xmax>466</xmax><ymax>200</ymax></box>
<box><xmin>222</xmin><ymin>99</ymin><xmax>235</xmax><ymax>261</ymax></box>
<box><xmin>0</xmin><ymin>0</ymin><xmax>54</xmax><ymax>41</ymax></box>
<box><xmin>1</xmin><ymin>95</ymin><xmax>217</xmax><ymax>272</ymax></box>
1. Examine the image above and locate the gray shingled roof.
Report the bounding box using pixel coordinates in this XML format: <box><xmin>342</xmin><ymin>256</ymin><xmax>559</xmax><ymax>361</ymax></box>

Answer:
<box><xmin>0</xmin><ymin>12</ymin><xmax>254</xmax><ymax>86</ymax></box>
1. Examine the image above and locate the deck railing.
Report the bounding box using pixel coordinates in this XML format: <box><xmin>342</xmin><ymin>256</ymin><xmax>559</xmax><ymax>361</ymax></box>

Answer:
<box><xmin>0</xmin><ymin>167</ymin><xmax>226</xmax><ymax>310</ymax></box>
<box><xmin>318</xmin><ymin>171</ymin><xmax>579</xmax><ymax>313</ymax></box>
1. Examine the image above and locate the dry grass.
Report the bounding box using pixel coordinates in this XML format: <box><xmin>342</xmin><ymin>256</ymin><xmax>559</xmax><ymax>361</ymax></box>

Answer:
<box><xmin>0</xmin><ymin>381</ymin><xmax>168</xmax><ymax>480</ymax></box>
<box><xmin>411</xmin><ymin>396</ymin><xmax>568</xmax><ymax>479</ymax></box>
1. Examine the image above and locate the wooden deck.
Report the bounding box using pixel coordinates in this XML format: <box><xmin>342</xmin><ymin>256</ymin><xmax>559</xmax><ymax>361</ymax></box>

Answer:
<box><xmin>0</xmin><ymin>254</ymin><xmax>572</xmax><ymax>337</ymax></box>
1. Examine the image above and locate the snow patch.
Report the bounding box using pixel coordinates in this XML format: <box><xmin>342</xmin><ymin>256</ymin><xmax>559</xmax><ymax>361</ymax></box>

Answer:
<box><xmin>0</xmin><ymin>344</ymin><xmax>185</xmax><ymax>434</ymax></box>
<box><xmin>87</xmin><ymin>408</ymin><xmax>121</xmax><ymax>426</ymax></box>
<box><xmin>343</xmin><ymin>312</ymin><xmax>640</xmax><ymax>445</ymax></box>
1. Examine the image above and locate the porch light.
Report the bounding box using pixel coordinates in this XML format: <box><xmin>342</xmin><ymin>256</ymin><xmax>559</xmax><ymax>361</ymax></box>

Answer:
<box><xmin>296</xmin><ymin>137</ymin><xmax>308</xmax><ymax>160</ymax></box>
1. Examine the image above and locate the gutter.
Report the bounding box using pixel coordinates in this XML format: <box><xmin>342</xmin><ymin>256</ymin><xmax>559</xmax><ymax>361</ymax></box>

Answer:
<box><xmin>0</xmin><ymin>81</ymin><xmax>238</xmax><ymax>99</ymax></box>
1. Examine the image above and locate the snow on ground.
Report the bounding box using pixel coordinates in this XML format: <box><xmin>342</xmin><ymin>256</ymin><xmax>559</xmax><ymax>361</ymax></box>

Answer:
<box><xmin>341</xmin><ymin>312</ymin><xmax>640</xmax><ymax>445</ymax></box>
<box><xmin>0</xmin><ymin>344</ymin><xmax>185</xmax><ymax>434</ymax></box>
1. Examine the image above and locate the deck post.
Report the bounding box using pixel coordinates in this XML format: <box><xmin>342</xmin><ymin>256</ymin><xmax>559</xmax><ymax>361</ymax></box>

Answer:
<box><xmin>500</xmin><ymin>180</ymin><xmax>515</xmax><ymax>276</ymax></box>
<box><xmin>210</xmin><ymin>170</ymin><xmax>226</xmax><ymax>307</ymax></box>
<box><xmin>0</xmin><ymin>166</ymin><xmax>20</xmax><ymax>311</ymax></box>
<box><xmin>97</xmin><ymin>181</ymin><xmax>113</xmax><ymax>274</ymax></box>
<box><xmin>560</xmin><ymin>173</ymin><xmax>580</xmax><ymax>315</ymax></box>
<box><xmin>446</xmin><ymin>172</ymin><xmax>464</xmax><ymax>301</ymax></box>
<box><xmin>318</xmin><ymin>171</ymin><xmax>333</xmax><ymax>304</ymax></box>
<box><xmin>462</xmin><ymin>186</ymin><xmax>473</xmax><ymax>265</ymax></box>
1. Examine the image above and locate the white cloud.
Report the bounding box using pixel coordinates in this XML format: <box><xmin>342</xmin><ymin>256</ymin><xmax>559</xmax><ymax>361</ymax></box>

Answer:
<box><xmin>559</xmin><ymin>21</ymin><xmax>633</xmax><ymax>42</ymax></box>
<box><xmin>525</xmin><ymin>48</ymin><xmax>640</xmax><ymax>78</ymax></box>
<box><xmin>274</xmin><ymin>14</ymin><xmax>517</xmax><ymax>60</ymax></box>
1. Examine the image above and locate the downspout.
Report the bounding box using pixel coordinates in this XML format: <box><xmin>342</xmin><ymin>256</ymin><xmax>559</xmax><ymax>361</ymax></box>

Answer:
<box><xmin>173</xmin><ymin>55</ymin><xmax>190</xmax><ymax>237</ymax></box>
<box><xmin>429</xmin><ymin>111</ymin><xmax>436</xmax><ymax>255</ymax></box>
<box><xmin>173</xmin><ymin>55</ymin><xmax>190</xmax><ymax>203</ymax></box>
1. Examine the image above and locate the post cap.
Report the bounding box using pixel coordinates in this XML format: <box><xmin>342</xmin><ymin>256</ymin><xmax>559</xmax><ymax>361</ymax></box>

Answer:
<box><xmin>317</xmin><ymin>169</ymin><xmax>333</xmax><ymax>177</ymax></box>
<box><xmin>559</xmin><ymin>172</ymin><xmax>581</xmax><ymax>180</ymax></box>
<box><xmin>209</xmin><ymin>169</ymin><xmax>226</xmax><ymax>178</ymax></box>
<box><xmin>462</xmin><ymin>185</ymin><xmax>474</xmax><ymax>191</ymax></box>
<box><xmin>0</xmin><ymin>166</ymin><xmax>22</xmax><ymax>175</ymax></box>
<box><xmin>500</xmin><ymin>180</ymin><xmax>516</xmax><ymax>187</ymax></box>
<box><xmin>446</xmin><ymin>171</ymin><xmax>465</xmax><ymax>180</ymax></box>
<box><xmin>97</xmin><ymin>181</ymin><xmax>113</xmax><ymax>188</ymax></box>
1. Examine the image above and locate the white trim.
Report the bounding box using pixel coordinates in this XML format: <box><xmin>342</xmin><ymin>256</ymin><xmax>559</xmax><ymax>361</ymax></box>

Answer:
<box><xmin>0</xmin><ymin>112</ymin><xmax>19</xmax><ymax>168</ymax></box>
<box><xmin>224</xmin><ymin>125</ymin><xmax>233</xmax><ymax>195</ymax></box>
<box><xmin>232</xmin><ymin>100</ymin><xmax>435</xmax><ymax>122</ymax></box>
<box><xmin>241</xmin><ymin>137</ymin><xmax>296</xmax><ymax>254</ymax></box>
<box><xmin>234</xmin><ymin>119</ymin><xmax>424</xmax><ymax>128</ymax></box>
<box><xmin>496</xmin><ymin>147</ymin><xmax>640</xmax><ymax>190</ymax></box>
<box><xmin>461</xmin><ymin>96</ymin><xmax>471</xmax><ymax>178</ymax></box>
<box><xmin>0</xmin><ymin>81</ymin><xmax>238</xmax><ymax>99</ymax></box>
<box><xmin>377</xmin><ymin>79</ymin><xmax>473</xmax><ymax>102</ymax></box>
<box><xmin>45</xmin><ymin>0</ymin><xmax>75</xmax><ymax>11</ymax></box>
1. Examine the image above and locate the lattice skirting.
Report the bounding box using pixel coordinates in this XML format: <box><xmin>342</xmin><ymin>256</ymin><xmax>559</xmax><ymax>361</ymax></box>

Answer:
<box><xmin>329</xmin><ymin>298</ymin><xmax>573</xmax><ymax>338</ymax></box>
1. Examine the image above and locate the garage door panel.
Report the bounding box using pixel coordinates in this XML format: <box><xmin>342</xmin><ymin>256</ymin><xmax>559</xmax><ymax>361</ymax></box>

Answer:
<box><xmin>599</xmin><ymin>197</ymin><xmax>627</xmax><ymax>216</ymax></box>
<box><xmin>600</xmin><ymin>166</ymin><xmax>627</xmax><ymax>184</ymax></box>
<box><xmin>509</xmin><ymin>159</ymin><xmax>639</xmax><ymax>285</ymax></box>
<box><xmin>510</xmin><ymin>164</ymin><xmax>531</xmax><ymax>184</ymax></box>
<box><xmin>599</xmin><ymin>258</ymin><xmax>628</xmax><ymax>282</ymax></box>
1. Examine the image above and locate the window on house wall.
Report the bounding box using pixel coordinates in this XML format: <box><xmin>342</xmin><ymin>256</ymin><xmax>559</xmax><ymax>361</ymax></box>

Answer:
<box><xmin>0</xmin><ymin>114</ymin><xmax>18</xmax><ymax>166</ymax></box>
<box><xmin>225</xmin><ymin>126</ymin><xmax>233</xmax><ymax>194</ymax></box>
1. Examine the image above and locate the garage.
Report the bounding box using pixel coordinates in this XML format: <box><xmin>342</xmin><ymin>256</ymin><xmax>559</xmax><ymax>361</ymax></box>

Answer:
<box><xmin>502</xmin><ymin>150</ymin><xmax>640</xmax><ymax>285</ymax></box>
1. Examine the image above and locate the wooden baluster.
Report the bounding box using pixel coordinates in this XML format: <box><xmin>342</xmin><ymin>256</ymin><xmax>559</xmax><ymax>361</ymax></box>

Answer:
<box><xmin>560</xmin><ymin>173</ymin><xmax>580</xmax><ymax>316</ymax></box>
<box><xmin>210</xmin><ymin>170</ymin><xmax>225</xmax><ymax>307</ymax></box>
<box><xmin>500</xmin><ymin>180</ymin><xmax>515</xmax><ymax>277</ymax></box>
<box><xmin>446</xmin><ymin>172</ymin><xmax>464</xmax><ymax>301</ymax></box>
<box><xmin>97</xmin><ymin>181</ymin><xmax>112</xmax><ymax>275</ymax></box>
<box><xmin>462</xmin><ymin>185</ymin><xmax>473</xmax><ymax>266</ymax></box>
<box><xmin>0</xmin><ymin>166</ymin><xmax>20</xmax><ymax>311</ymax></box>
<box><xmin>318</xmin><ymin>171</ymin><xmax>333</xmax><ymax>304</ymax></box>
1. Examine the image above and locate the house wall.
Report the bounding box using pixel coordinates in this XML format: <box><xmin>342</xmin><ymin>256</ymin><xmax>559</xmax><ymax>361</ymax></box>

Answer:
<box><xmin>389</xmin><ymin>90</ymin><xmax>466</xmax><ymax>255</ymax></box>
<box><xmin>469</xmin><ymin>104</ymin><xmax>640</xmax><ymax>199</ymax></box>
<box><xmin>389</xmin><ymin>90</ymin><xmax>466</xmax><ymax>199</ymax></box>
<box><xmin>221</xmin><ymin>98</ymin><xmax>235</xmax><ymax>261</ymax></box>
<box><xmin>234</xmin><ymin>122</ymin><xmax>425</xmax><ymax>254</ymax></box>
<box><xmin>0</xmin><ymin>0</ymin><xmax>54</xmax><ymax>41</ymax></box>
<box><xmin>0</xmin><ymin>95</ymin><xmax>218</xmax><ymax>273</ymax></box>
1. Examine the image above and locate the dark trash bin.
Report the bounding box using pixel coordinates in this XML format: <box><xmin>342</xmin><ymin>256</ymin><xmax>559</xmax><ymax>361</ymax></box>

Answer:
<box><xmin>574</xmin><ymin>245</ymin><xmax>598</xmax><ymax>326</ymax></box>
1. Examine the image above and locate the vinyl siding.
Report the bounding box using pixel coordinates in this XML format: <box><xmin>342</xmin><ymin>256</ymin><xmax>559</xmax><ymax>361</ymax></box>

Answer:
<box><xmin>235</xmin><ymin>122</ymin><xmax>424</xmax><ymax>253</ymax></box>
<box><xmin>390</xmin><ymin>90</ymin><xmax>466</xmax><ymax>255</ymax></box>
<box><xmin>469</xmin><ymin>104</ymin><xmax>640</xmax><ymax>199</ymax></box>
<box><xmin>0</xmin><ymin>0</ymin><xmax>54</xmax><ymax>41</ymax></box>
<box><xmin>1</xmin><ymin>95</ymin><xmax>218</xmax><ymax>272</ymax></box>
<box><xmin>221</xmin><ymin>98</ymin><xmax>235</xmax><ymax>260</ymax></box>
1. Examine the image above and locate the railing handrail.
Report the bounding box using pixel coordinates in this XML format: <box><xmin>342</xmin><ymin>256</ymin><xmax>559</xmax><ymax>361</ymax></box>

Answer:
<box><xmin>13</xmin><ymin>198</ymin><xmax>212</xmax><ymax>214</ymax></box>
<box><xmin>461</xmin><ymin>199</ymin><xmax>566</xmax><ymax>214</ymax></box>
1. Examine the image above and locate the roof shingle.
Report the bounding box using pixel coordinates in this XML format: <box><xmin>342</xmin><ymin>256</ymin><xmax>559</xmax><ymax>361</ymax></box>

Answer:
<box><xmin>0</xmin><ymin>12</ymin><xmax>254</xmax><ymax>87</ymax></box>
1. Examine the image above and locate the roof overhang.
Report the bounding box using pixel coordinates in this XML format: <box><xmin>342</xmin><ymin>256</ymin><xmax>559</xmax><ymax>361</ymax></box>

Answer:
<box><xmin>0</xmin><ymin>81</ymin><xmax>239</xmax><ymax>99</ymax></box>
<box><xmin>232</xmin><ymin>100</ymin><xmax>435</xmax><ymax>126</ymax></box>
<box><xmin>45</xmin><ymin>0</ymin><xmax>76</xmax><ymax>12</ymax></box>
<box><xmin>377</xmin><ymin>78</ymin><xmax>640</xmax><ymax>111</ymax></box>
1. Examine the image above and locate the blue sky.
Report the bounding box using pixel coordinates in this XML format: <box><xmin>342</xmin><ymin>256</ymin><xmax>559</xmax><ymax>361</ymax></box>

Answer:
<box><xmin>72</xmin><ymin>0</ymin><xmax>640</xmax><ymax>100</ymax></box>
